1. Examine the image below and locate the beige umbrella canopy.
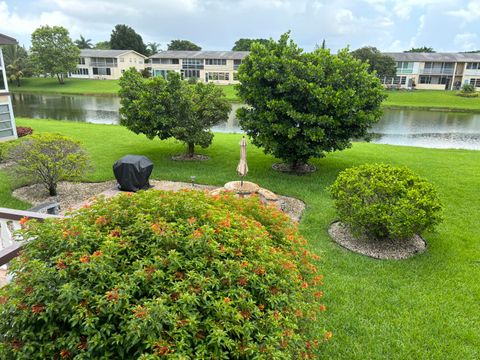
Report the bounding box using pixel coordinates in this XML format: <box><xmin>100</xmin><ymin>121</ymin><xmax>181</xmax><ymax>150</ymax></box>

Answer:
<box><xmin>236</xmin><ymin>136</ymin><xmax>248</xmax><ymax>185</ymax></box>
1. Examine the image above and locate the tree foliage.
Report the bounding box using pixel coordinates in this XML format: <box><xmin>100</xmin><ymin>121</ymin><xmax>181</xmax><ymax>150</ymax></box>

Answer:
<box><xmin>110</xmin><ymin>24</ymin><xmax>147</xmax><ymax>55</ymax></box>
<box><xmin>6</xmin><ymin>133</ymin><xmax>91</xmax><ymax>196</ymax></box>
<box><xmin>232</xmin><ymin>38</ymin><xmax>269</xmax><ymax>51</ymax></box>
<box><xmin>146</xmin><ymin>42</ymin><xmax>161</xmax><ymax>56</ymax></box>
<box><xmin>2</xmin><ymin>44</ymin><xmax>32</xmax><ymax>86</ymax></box>
<box><xmin>0</xmin><ymin>190</ymin><xmax>327</xmax><ymax>358</ymax></box>
<box><xmin>236</xmin><ymin>33</ymin><xmax>386</xmax><ymax>170</ymax></box>
<box><xmin>30</xmin><ymin>26</ymin><xmax>80</xmax><ymax>84</ymax></box>
<box><xmin>167</xmin><ymin>40</ymin><xmax>201</xmax><ymax>51</ymax></box>
<box><xmin>74</xmin><ymin>35</ymin><xmax>93</xmax><ymax>49</ymax></box>
<box><xmin>350</xmin><ymin>46</ymin><xmax>397</xmax><ymax>77</ymax></box>
<box><xmin>94</xmin><ymin>41</ymin><xmax>111</xmax><ymax>49</ymax></box>
<box><xmin>404</xmin><ymin>46</ymin><xmax>435</xmax><ymax>53</ymax></box>
<box><xmin>119</xmin><ymin>69</ymin><xmax>231</xmax><ymax>157</ymax></box>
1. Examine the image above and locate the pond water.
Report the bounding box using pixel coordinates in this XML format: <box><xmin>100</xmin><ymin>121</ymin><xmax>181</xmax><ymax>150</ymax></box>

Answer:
<box><xmin>11</xmin><ymin>92</ymin><xmax>480</xmax><ymax>150</ymax></box>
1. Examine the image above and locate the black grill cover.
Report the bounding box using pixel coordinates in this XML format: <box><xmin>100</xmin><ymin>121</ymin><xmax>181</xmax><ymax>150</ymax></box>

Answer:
<box><xmin>113</xmin><ymin>155</ymin><xmax>153</xmax><ymax>192</ymax></box>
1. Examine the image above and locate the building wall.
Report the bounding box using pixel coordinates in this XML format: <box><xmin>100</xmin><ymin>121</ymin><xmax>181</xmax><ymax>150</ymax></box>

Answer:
<box><xmin>71</xmin><ymin>52</ymin><xmax>146</xmax><ymax>80</ymax></box>
<box><xmin>0</xmin><ymin>49</ymin><xmax>17</xmax><ymax>142</ymax></box>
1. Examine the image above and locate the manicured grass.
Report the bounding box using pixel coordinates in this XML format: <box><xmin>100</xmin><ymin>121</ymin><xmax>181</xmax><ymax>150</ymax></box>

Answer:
<box><xmin>11</xmin><ymin>77</ymin><xmax>120</xmax><ymax>96</ymax></box>
<box><xmin>1</xmin><ymin>118</ymin><xmax>479</xmax><ymax>359</ymax></box>
<box><xmin>384</xmin><ymin>90</ymin><xmax>480</xmax><ymax>112</ymax></box>
<box><xmin>218</xmin><ymin>84</ymin><xmax>239</xmax><ymax>102</ymax></box>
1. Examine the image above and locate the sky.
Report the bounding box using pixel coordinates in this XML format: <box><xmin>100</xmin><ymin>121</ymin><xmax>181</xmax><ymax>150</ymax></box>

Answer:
<box><xmin>0</xmin><ymin>0</ymin><xmax>479</xmax><ymax>52</ymax></box>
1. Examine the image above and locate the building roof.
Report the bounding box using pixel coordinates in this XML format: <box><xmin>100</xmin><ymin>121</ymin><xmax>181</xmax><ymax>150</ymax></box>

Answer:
<box><xmin>384</xmin><ymin>52</ymin><xmax>480</xmax><ymax>62</ymax></box>
<box><xmin>0</xmin><ymin>33</ymin><xmax>17</xmax><ymax>45</ymax></box>
<box><xmin>80</xmin><ymin>49</ymin><xmax>148</xmax><ymax>58</ymax></box>
<box><xmin>150</xmin><ymin>50</ymin><xmax>249</xmax><ymax>60</ymax></box>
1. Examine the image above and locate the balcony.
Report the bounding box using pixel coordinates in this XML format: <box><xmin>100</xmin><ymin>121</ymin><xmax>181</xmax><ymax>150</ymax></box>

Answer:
<box><xmin>90</xmin><ymin>62</ymin><xmax>118</xmax><ymax>68</ymax></box>
<box><xmin>419</xmin><ymin>68</ymin><xmax>454</xmax><ymax>75</ymax></box>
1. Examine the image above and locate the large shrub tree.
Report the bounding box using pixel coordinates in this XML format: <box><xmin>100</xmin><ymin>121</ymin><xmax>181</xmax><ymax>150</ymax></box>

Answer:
<box><xmin>7</xmin><ymin>133</ymin><xmax>91</xmax><ymax>196</ymax></box>
<box><xmin>0</xmin><ymin>190</ymin><xmax>327</xmax><ymax>358</ymax></box>
<box><xmin>237</xmin><ymin>33</ymin><xmax>386</xmax><ymax>171</ymax></box>
<box><xmin>74</xmin><ymin>35</ymin><xmax>92</xmax><ymax>49</ymax></box>
<box><xmin>2</xmin><ymin>44</ymin><xmax>32</xmax><ymax>87</ymax></box>
<box><xmin>119</xmin><ymin>69</ymin><xmax>231</xmax><ymax>157</ymax></box>
<box><xmin>350</xmin><ymin>46</ymin><xmax>397</xmax><ymax>77</ymax></box>
<box><xmin>232</xmin><ymin>38</ymin><xmax>269</xmax><ymax>51</ymax></box>
<box><xmin>110</xmin><ymin>24</ymin><xmax>147</xmax><ymax>55</ymax></box>
<box><xmin>30</xmin><ymin>26</ymin><xmax>79</xmax><ymax>84</ymax></box>
<box><xmin>167</xmin><ymin>40</ymin><xmax>201</xmax><ymax>51</ymax></box>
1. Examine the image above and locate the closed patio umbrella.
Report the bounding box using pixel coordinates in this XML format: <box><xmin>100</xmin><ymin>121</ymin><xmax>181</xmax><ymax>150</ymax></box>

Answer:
<box><xmin>236</xmin><ymin>137</ymin><xmax>248</xmax><ymax>186</ymax></box>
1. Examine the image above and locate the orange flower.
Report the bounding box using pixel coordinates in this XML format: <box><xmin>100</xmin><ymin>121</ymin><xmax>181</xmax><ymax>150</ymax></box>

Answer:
<box><xmin>324</xmin><ymin>331</ymin><xmax>333</xmax><ymax>341</ymax></box>
<box><xmin>79</xmin><ymin>255</ymin><xmax>90</xmax><ymax>263</ymax></box>
<box><xmin>219</xmin><ymin>218</ymin><xmax>231</xmax><ymax>228</ymax></box>
<box><xmin>319</xmin><ymin>304</ymin><xmax>327</xmax><ymax>312</ymax></box>
<box><xmin>239</xmin><ymin>310</ymin><xmax>251</xmax><ymax>319</ymax></box>
<box><xmin>60</xmin><ymin>349</ymin><xmax>71</xmax><ymax>358</ymax></box>
<box><xmin>240</xmin><ymin>260</ymin><xmax>249</xmax><ymax>268</ymax></box>
<box><xmin>258</xmin><ymin>304</ymin><xmax>265</xmax><ymax>311</ymax></box>
<box><xmin>109</xmin><ymin>229</ymin><xmax>121</xmax><ymax>237</ymax></box>
<box><xmin>95</xmin><ymin>216</ymin><xmax>107</xmax><ymax>226</ymax></box>
<box><xmin>154</xmin><ymin>343</ymin><xmax>171</xmax><ymax>356</ymax></box>
<box><xmin>223</xmin><ymin>297</ymin><xmax>231</xmax><ymax>303</ymax></box>
<box><xmin>314</xmin><ymin>291</ymin><xmax>324</xmax><ymax>299</ymax></box>
<box><xmin>32</xmin><ymin>304</ymin><xmax>44</xmax><ymax>314</ymax></box>
<box><xmin>192</xmin><ymin>229</ymin><xmax>202</xmax><ymax>239</ymax></box>
<box><xmin>254</xmin><ymin>267</ymin><xmax>266</xmax><ymax>276</ymax></box>
<box><xmin>238</xmin><ymin>277</ymin><xmax>248</xmax><ymax>286</ymax></box>
<box><xmin>0</xmin><ymin>295</ymin><xmax>8</xmax><ymax>304</ymax></box>
<box><xmin>295</xmin><ymin>309</ymin><xmax>303</xmax><ymax>317</ymax></box>
<box><xmin>19</xmin><ymin>217</ymin><xmax>29</xmax><ymax>225</ymax></box>
<box><xmin>132</xmin><ymin>305</ymin><xmax>148</xmax><ymax>318</ymax></box>
<box><xmin>301</xmin><ymin>282</ymin><xmax>309</xmax><ymax>289</ymax></box>
<box><xmin>92</xmin><ymin>250</ymin><xmax>103</xmax><ymax>257</ymax></box>
<box><xmin>106</xmin><ymin>289</ymin><xmax>119</xmax><ymax>302</ymax></box>
<box><xmin>187</xmin><ymin>217</ymin><xmax>196</xmax><ymax>225</ymax></box>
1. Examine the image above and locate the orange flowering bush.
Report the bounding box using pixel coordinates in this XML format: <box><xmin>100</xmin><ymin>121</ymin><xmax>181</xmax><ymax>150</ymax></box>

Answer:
<box><xmin>0</xmin><ymin>190</ymin><xmax>328</xmax><ymax>359</ymax></box>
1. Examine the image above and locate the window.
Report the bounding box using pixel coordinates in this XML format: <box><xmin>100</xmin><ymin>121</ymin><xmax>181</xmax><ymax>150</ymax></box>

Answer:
<box><xmin>466</xmin><ymin>63</ymin><xmax>480</xmax><ymax>70</ymax></box>
<box><xmin>205</xmin><ymin>59</ymin><xmax>227</xmax><ymax>66</ymax></box>
<box><xmin>205</xmin><ymin>72</ymin><xmax>230</xmax><ymax>81</ymax></box>
<box><xmin>470</xmin><ymin>78</ymin><xmax>480</xmax><ymax>87</ymax></box>
<box><xmin>153</xmin><ymin>69</ymin><xmax>173</xmax><ymax>79</ymax></box>
<box><xmin>233</xmin><ymin>59</ymin><xmax>242</xmax><ymax>70</ymax></box>
<box><xmin>0</xmin><ymin>103</ymin><xmax>13</xmax><ymax>138</ymax></box>
<box><xmin>181</xmin><ymin>69</ymin><xmax>200</xmax><ymax>79</ymax></box>
<box><xmin>182</xmin><ymin>59</ymin><xmax>204</xmax><ymax>70</ymax></box>
<box><xmin>71</xmin><ymin>68</ymin><xmax>89</xmax><ymax>76</ymax></box>
<box><xmin>92</xmin><ymin>68</ymin><xmax>111</xmax><ymax>76</ymax></box>
<box><xmin>419</xmin><ymin>75</ymin><xmax>432</xmax><ymax>84</ymax></box>
<box><xmin>78</xmin><ymin>57</ymin><xmax>85</xmax><ymax>65</ymax></box>
<box><xmin>396</xmin><ymin>61</ymin><xmax>413</xmax><ymax>73</ymax></box>
<box><xmin>0</xmin><ymin>69</ymin><xmax>5</xmax><ymax>91</ymax></box>
<box><xmin>151</xmin><ymin>58</ymin><xmax>180</xmax><ymax>65</ymax></box>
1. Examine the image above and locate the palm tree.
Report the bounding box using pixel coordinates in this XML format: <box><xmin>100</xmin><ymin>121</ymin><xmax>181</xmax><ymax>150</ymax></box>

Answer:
<box><xmin>146</xmin><ymin>42</ymin><xmax>161</xmax><ymax>56</ymax></box>
<box><xmin>2</xmin><ymin>45</ymin><xmax>31</xmax><ymax>87</ymax></box>
<box><xmin>74</xmin><ymin>35</ymin><xmax>93</xmax><ymax>49</ymax></box>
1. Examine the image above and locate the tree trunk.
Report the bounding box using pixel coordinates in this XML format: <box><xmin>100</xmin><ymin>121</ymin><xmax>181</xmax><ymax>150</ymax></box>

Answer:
<box><xmin>57</xmin><ymin>74</ymin><xmax>64</xmax><ymax>84</ymax></box>
<box><xmin>291</xmin><ymin>159</ymin><xmax>303</xmax><ymax>172</ymax></box>
<box><xmin>186</xmin><ymin>142</ymin><xmax>195</xmax><ymax>157</ymax></box>
<box><xmin>16</xmin><ymin>78</ymin><xmax>21</xmax><ymax>87</ymax></box>
<box><xmin>48</xmin><ymin>183</ymin><xmax>57</xmax><ymax>197</ymax></box>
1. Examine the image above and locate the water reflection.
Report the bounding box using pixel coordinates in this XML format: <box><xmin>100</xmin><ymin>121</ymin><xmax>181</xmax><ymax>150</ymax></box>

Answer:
<box><xmin>11</xmin><ymin>93</ymin><xmax>480</xmax><ymax>150</ymax></box>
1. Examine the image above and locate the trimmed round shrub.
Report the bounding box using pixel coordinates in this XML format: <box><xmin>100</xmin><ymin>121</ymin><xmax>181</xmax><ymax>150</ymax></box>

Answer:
<box><xmin>329</xmin><ymin>163</ymin><xmax>443</xmax><ymax>241</ymax></box>
<box><xmin>0</xmin><ymin>190</ymin><xmax>328</xmax><ymax>359</ymax></box>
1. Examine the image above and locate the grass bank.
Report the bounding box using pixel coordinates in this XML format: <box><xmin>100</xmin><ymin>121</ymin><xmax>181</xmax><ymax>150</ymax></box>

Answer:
<box><xmin>1</xmin><ymin>118</ymin><xmax>478</xmax><ymax>359</ymax></box>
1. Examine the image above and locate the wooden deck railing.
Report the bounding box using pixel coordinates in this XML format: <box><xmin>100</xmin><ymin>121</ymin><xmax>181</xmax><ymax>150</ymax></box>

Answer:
<box><xmin>0</xmin><ymin>208</ymin><xmax>60</xmax><ymax>266</ymax></box>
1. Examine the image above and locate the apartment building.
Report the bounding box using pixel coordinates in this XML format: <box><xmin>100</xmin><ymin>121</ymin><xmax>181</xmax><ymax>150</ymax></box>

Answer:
<box><xmin>70</xmin><ymin>49</ymin><xmax>148</xmax><ymax>80</ymax></box>
<box><xmin>382</xmin><ymin>52</ymin><xmax>480</xmax><ymax>90</ymax></box>
<box><xmin>148</xmin><ymin>51</ymin><xmax>249</xmax><ymax>84</ymax></box>
<box><xmin>0</xmin><ymin>33</ymin><xmax>18</xmax><ymax>142</ymax></box>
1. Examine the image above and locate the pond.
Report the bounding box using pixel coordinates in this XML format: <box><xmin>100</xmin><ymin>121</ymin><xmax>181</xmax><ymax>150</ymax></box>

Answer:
<box><xmin>11</xmin><ymin>92</ymin><xmax>480</xmax><ymax>150</ymax></box>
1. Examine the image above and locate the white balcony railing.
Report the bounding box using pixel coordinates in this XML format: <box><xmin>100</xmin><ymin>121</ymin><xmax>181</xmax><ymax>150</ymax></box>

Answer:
<box><xmin>419</xmin><ymin>68</ymin><xmax>454</xmax><ymax>75</ymax></box>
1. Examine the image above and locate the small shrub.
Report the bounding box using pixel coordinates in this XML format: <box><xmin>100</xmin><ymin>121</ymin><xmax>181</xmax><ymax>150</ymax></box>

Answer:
<box><xmin>6</xmin><ymin>133</ymin><xmax>92</xmax><ymax>196</ymax></box>
<box><xmin>0</xmin><ymin>190</ymin><xmax>327</xmax><ymax>359</ymax></box>
<box><xmin>0</xmin><ymin>139</ymin><xmax>20</xmax><ymax>162</ymax></box>
<box><xmin>187</xmin><ymin>76</ymin><xmax>198</xmax><ymax>84</ymax></box>
<box><xmin>15</xmin><ymin>126</ymin><xmax>33</xmax><ymax>137</ymax></box>
<box><xmin>457</xmin><ymin>83</ymin><xmax>479</xmax><ymax>97</ymax></box>
<box><xmin>329</xmin><ymin>163</ymin><xmax>443</xmax><ymax>241</ymax></box>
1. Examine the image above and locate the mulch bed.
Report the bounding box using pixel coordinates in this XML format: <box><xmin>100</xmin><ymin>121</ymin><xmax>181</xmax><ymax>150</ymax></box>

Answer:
<box><xmin>171</xmin><ymin>154</ymin><xmax>210</xmax><ymax>161</ymax></box>
<box><xmin>328</xmin><ymin>221</ymin><xmax>427</xmax><ymax>260</ymax></box>
<box><xmin>272</xmin><ymin>163</ymin><xmax>316</xmax><ymax>174</ymax></box>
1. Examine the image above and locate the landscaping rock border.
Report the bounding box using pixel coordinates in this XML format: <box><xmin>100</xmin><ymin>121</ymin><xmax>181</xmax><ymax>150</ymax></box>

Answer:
<box><xmin>272</xmin><ymin>162</ymin><xmax>316</xmax><ymax>174</ymax></box>
<box><xmin>328</xmin><ymin>221</ymin><xmax>427</xmax><ymax>260</ymax></box>
<box><xmin>171</xmin><ymin>154</ymin><xmax>210</xmax><ymax>161</ymax></box>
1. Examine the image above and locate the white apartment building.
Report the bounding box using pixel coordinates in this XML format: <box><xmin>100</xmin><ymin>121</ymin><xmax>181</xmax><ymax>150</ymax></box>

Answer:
<box><xmin>382</xmin><ymin>52</ymin><xmax>480</xmax><ymax>90</ymax></box>
<box><xmin>70</xmin><ymin>49</ymin><xmax>148</xmax><ymax>80</ymax></box>
<box><xmin>148</xmin><ymin>51</ymin><xmax>249</xmax><ymax>84</ymax></box>
<box><xmin>0</xmin><ymin>33</ymin><xmax>18</xmax><ymax>142</ymax></box>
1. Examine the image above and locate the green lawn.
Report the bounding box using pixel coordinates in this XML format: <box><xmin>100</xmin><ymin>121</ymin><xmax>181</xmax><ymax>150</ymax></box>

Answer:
<box><xmin>384</xmin><ymin>90</ymin><xmax>480</xmax><ymax>112</ymax></box>
<box><xmin>11</xmin><ymin>77</ymin><xmax>121</xmax><ymax>96</ymax></box>
<box><xmin>1</xmin><ymin>118</ymin><xmax>479</xmax><ymax>359</ymax></box>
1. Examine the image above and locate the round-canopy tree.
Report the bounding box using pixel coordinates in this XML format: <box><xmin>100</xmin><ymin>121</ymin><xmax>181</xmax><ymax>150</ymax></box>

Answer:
<box><xmin>119</xmin><ymin>69</ymin><xmax>231</xmax><ymax>158</ymax></box>
<box><xmin>236</xmin><ymin>33</ymin><xmax>386</xmax><ymax>172</ymax></box>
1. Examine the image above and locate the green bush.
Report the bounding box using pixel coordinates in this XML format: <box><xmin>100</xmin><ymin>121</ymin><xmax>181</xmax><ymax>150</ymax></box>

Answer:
<box><xmin>6</xmin><ymin>133</ymin><xmax>91</xmax><ymax>196</ymax></box>
<box><xmin>0</xmin><ymin>190</ymin><xmax>328</xmax><ymax>359</ymax></box>
<box><xmin>329</xmin><ymin>164</ymin><xmax>443</xmax><ymax>241</ymax></box>
<box><xmin>457</xmin><ymin>83</ymin><xmax>479</xmax><ymax>97</ymax></box>
<box><xmin>0</xmin><ymin>139</ymin><xmax>20</xmax><ymax>162</ymax></box>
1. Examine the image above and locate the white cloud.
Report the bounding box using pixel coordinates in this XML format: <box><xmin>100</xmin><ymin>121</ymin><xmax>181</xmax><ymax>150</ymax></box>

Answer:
<box><xmin>448</xmin><ymin>0</ymin><xmax>480</xmax><ymax>21</ymax></box>
<box><xmin>454</xmin><ymin>33</ymin><xmax>478</xmax><ymax>50</ymax></box>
